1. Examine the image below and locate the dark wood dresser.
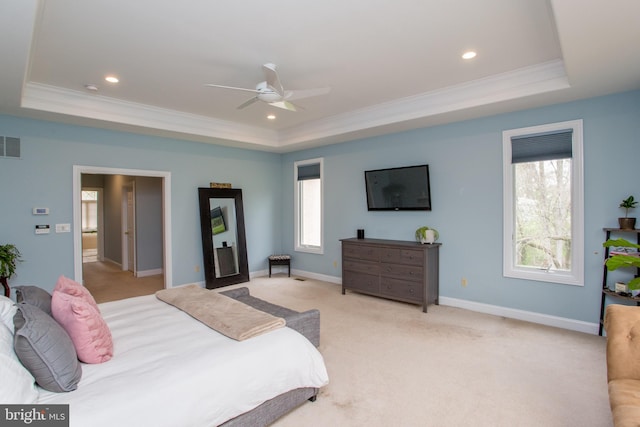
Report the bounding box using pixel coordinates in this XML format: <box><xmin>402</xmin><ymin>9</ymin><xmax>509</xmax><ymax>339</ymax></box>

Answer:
<box><xmin>341</xmin><ymin>238</ymin><xmax>440</xmax><ymax>312</ymax></box>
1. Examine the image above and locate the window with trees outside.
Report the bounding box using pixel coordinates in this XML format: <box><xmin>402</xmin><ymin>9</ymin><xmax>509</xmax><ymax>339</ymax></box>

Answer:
<box><xmin>294</xmin><ymin>158</ymin><xmax>323</xmax><ymax>254</ymax></box>
<box><xmin>502</xmin><ymin>120</ymin><xmax>584</xmax><ymax>286</ymax></box>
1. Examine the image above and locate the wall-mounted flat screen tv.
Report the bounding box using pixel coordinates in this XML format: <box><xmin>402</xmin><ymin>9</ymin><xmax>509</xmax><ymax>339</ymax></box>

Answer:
<box><xmin>365</xmin><ymin>164</ymin><xmax>431</xmax><ymax>211</ymax></box>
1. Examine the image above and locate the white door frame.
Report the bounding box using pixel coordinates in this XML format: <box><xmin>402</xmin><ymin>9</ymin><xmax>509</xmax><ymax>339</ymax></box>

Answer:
<box><xmin>72</xmin><ymin>165</ymin><xmax>172</xmax><ymax>288</ymax></box>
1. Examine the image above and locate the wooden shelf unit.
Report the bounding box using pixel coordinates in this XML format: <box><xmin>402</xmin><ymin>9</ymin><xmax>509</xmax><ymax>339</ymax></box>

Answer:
<box><xmin>598</xmin><ymin>228</ymin><xmax>640</xmax><ymax>335</ymax></box>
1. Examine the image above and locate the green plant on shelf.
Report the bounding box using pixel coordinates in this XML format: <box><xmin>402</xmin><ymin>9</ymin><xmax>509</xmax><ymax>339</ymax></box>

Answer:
<box><xmin>620</xmin><ymin>195</ymin><xmax>638</xmax><ymax>218</ymax></box>
<box><xmin>603</xmin><ymin>238</ymin><xmax>640</xmax><ymax>290</ymax></box>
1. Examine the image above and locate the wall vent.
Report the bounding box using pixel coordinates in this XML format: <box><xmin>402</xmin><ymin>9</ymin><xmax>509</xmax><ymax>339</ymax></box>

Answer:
<box><xmin>0</xmin><ymin>136</ymin><xmax>21</xmax><ymax>159</ymax></box>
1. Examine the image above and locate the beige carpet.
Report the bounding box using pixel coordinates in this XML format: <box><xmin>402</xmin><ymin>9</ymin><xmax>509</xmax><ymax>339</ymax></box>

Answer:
<box><xmin>236</xmin><ymin>275</ymin><xmax>612</xmax><ymax>427</ymax></box>
<box><xmin>83</xmin><ymin>261</ymin><xmax>164</xmax><ymax>303</ymax></box>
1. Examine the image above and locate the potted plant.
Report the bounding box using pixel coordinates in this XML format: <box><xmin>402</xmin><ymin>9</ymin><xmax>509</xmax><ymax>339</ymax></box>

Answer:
<box><xmin>603</xmin><ymin>238</ymin><xmax>640</xmax><ymax>291</ymax></box>
<box><xmin>0</xmin><ymin>244</ymin><xmax>22</xmax><ymax>297</ymax></box>
<box><xmin>415</xmin><ymin>226</ymin><xmax>439</xmax><ymax>244</ymax></box>
<box><xmin>619</xmin><ymin>195</ymin><xmax>637</xmax><ymax>230</ymax></box>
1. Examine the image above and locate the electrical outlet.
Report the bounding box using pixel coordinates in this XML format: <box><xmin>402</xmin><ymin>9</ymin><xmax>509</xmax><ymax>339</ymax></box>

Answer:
<box><xmin>461</xmin><ymin>278</ymin><xmax>468</xmax><ymax>287</ymax></box>
<box><xmin>195</xmin><ymin>265</ymin><xmax>200</xmax><ymax>273</ymax></box>
<box><xmin>333</xmin><ymin>260</ymin><xmax>337</xmax><ymax>268</ymax></box>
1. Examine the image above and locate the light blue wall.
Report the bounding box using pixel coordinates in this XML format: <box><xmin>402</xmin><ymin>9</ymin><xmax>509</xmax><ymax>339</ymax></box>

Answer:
<box><xmin>281</xmin><ymin>90</ymin><xmax>640</xmax><ymax>324</ymax></box>
<box><xmin>0</xmin><ymin>116</ymin><xmax>283</xmax><ymax>291</ymax></box>
<box><xmin>2</xmin><ymin>90</ymin><xmax>638</xmax><ymax>325</ymax></box>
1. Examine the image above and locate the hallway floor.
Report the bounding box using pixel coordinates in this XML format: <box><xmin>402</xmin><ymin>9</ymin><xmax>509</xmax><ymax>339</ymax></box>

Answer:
<box><xmin>83</xmin><ymin>260</ymin><xmax>164</xmax><ymax>303</ymax></box>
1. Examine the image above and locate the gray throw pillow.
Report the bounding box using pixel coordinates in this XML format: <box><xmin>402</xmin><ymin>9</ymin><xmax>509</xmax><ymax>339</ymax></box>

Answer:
<box><xmin>14</xmin><ymin>286</ymin><xmax>53</xmax><ymax>316</ymax></box>
<box><xmin>13</xmin><ymin>303</ymin><xmax>82</xmax><ymax>392</ymax></box>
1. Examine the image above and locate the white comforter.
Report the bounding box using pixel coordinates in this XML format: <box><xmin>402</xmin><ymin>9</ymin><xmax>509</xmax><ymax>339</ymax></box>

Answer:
<box><xmin>37</xmin><ymin>294</ymin><xmax>329</xmax><ymax>427</ymax></box>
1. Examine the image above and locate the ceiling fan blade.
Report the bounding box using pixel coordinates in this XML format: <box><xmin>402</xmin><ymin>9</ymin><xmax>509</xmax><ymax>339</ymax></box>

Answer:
<box><xmin>269</xmin><ymin>100</ymin><xmax>301</xmax><ymax>112</ymax></box>
<box><xmin>262</xmin><ymin>63</ymin><xmax>284</xmax><ymax>97</ymax></box>
<box><xmin>204</xmin><ymin>83</ymin><xmax>258</xmax><ymax>94</ymax></box>
<box><xmin>285</xmin><ymin>87</ymin><xmax>331</xmax><ymax>101</ymax></box>
<box><xmin>237</xmin><ymin>97</ymin><xmax>260</xmax><ymax>110</ymax></box>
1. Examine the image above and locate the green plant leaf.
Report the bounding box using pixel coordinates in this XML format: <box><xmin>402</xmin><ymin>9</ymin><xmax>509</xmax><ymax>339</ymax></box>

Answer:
<box><xmin>629</xmin><ymin>277</ymin><xmax>640</xmax><ymax>291</ymax></box>
<box><xmin>603</xmin><ymin>238</ymin><xmax>640</xmax><ymax>250</ymax></box>
<box><xmin>605</xmin><ymin>254</ymin><xmax>640</xmax><ymax>270</ymax></box>
<box><xmin>0</xmin><ymin>244</ymin><xmax>22</xmax><ymax>279</ymax></box>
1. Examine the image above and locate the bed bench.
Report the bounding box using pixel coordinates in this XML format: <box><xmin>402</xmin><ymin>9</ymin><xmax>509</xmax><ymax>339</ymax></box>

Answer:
<box><xmin>218</xmin><ymin>286</ymin><xmax>321</xmax><ymax>426</ymax></box>
<box><xmin>220</xmin><ymin>286</ymin><xmax>320</xmax><ymax>347</ymax></box>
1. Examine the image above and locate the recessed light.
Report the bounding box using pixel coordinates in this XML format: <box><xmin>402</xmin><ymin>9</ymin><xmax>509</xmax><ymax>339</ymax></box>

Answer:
<box><xmin>105</xmin><ymin>75</ymin><xmax>119</xmax><ymax>83</ymax></box>
<box><xmin>267</xmin><ymin>114</ymin><xmax>276</xmax><ymax>120</ymax></box>
<box><xmin>84</xmin><ymin>84</ymin><xmax>99</xmax><ymax>92</ymax></box>
<box><xmin>462</xmin><ymin>51</ymin><xmax>477</xmax><ymax>60</ymax></box>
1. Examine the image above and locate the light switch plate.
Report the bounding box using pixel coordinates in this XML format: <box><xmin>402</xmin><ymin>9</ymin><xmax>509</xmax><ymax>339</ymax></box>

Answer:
<box><xmin>55</xmin><ymin>224</ymin><xmax>71</xmax><ymax>233</ymax></box>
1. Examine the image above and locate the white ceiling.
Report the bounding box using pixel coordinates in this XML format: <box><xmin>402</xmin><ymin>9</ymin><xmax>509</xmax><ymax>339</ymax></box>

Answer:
<box><xmin>1</xmin><ymin>0</ymin><xmax>639</xmax><ymax>152</ymax></box>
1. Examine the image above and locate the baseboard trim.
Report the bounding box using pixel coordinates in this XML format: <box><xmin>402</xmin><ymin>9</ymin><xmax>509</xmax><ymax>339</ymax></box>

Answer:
<box><xmin>291</xmin><ymin>269</ymin><xmax>341</xmax><ymax>284</ymax></box>
<box><xmin>251</xmin><ymin>267</ymin><xmax>341</xmax><ymax>284</ymax></box>
<box><xmin>439</xmin><ymin>296</ymin><xmax>599</xmax><ymax>335</ymax></box>
<box><xmin>136</xmin><ymin>268</ymin><xmax>163</xmax><ymax>278</ymax></box>
<box><xmin>236</xmin><ymin>269</ymin><xmax>599</xmax><ymax>334</ymax></box>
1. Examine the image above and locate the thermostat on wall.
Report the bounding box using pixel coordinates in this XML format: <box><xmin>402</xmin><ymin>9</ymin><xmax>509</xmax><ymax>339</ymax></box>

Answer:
<box><xmin>35</xmin><ymin>225</ymin><xmax>50</xmax><ymax>234</ymax></box>
<box><xmin>32</xmin><ymin>207</ymin><xmax>49</xmax><ymax>215</ymax></box>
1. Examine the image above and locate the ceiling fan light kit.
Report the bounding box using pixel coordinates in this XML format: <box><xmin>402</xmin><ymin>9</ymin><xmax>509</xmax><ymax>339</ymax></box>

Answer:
<box><xmin>204</xmin><ymin>63</ymin><xmax>330</xmax><ymax>112</ymax></box>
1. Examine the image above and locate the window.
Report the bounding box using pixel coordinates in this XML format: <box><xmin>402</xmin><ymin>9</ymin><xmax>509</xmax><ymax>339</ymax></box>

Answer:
<box><xmin>295</xmin><ymin>158</ymin><xmax>323</xmax><ymax>254</ymax></box>
<box><xmin>81</xmin><ymin>190</ymin><xmax>98</xmax><ymax>232</ymax></box>
<box><xmin>502</xmin><ymin>120</ymin><xmax>584</xmax><ymax>285</ymax></box>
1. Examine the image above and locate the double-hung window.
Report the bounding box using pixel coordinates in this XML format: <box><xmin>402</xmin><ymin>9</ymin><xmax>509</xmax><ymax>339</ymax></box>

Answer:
<box><xmin>502</xmin><ymin>120</ymin><xmax>584</xmax><ymax>285</ymax></box>
<box><xmin>295</xmin><ymin>158</ymin><xmax>323</xmax><ymax>254</ymax></box>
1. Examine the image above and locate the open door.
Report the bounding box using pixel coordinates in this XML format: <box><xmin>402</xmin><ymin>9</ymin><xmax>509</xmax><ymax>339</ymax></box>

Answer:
<box><xmin>122</xmin><ymin>183</ymin><xmax>136</xmax><ymax>274</ymax></box>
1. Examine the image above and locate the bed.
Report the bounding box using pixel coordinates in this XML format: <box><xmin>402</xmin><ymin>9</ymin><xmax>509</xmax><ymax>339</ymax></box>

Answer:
<box><xmin>1</xmin><ymin>284</ymin><xmax>328</xmax><ymax>427</ymax></box>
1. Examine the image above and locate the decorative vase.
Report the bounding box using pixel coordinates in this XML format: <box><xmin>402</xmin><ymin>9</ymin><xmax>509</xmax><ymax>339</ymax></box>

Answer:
<box><xmin>618</xmin><ymin>218</ymin><xmax>636</xmax><ymax>230</ymax></box>
<box><xmin>415</xmin><ymin>226</ymin><xmax>439</xmax><ymax>244</ymax></box>
<box><xmin>421</xmin><ymin>229</ymin><xmax>436</xmax><ymax>244</ymax></box>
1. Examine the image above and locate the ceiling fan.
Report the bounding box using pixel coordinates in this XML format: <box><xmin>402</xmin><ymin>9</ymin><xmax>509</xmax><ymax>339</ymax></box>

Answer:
<box><xmin>204</xmin><ymin>63</ymin><xmax>330</xmax><ymax>112</ymax></box>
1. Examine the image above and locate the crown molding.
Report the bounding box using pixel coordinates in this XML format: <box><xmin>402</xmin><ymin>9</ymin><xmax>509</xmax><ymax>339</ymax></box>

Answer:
<box><xmin>20</xmin><ymin>60</ymin><xmax>568</xmax><ymax>150</ymax></box>
<box><xmin>21</xmin><ymin>82</ymin><xmax>279</xmax><ymax>147</ymax></box>
<box><xmin>278</xmin><ymin>60</ymin><xmax>569</xmax><ymax>147</ymax></box>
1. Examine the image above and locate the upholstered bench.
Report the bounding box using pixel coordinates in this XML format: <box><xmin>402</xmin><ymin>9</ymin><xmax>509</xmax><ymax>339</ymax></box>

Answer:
<box><xmin>268</xmin><ymin>254</ymin><xmax>291</xmax><ymax>277</ymax></box>
<box><xmin>220</xmin><ymin>286</ymin><xmax>319</xmax><ymax>347</ymax></box>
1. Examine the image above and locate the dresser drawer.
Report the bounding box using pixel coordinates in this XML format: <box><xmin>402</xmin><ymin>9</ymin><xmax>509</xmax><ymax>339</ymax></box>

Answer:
<box><xmin>343</xmin><ymin>243</ymin><xmax>380</xmax><ymax>261</ymax></box>
<box><xmin>380</xmin><ymin>248</ymin><xmax>423</xmax><ymax>265</ymax></box>
<box><xmin>380</xmin><ymin>277</ymin><xmax>423</xmax><ymax>303</ymax></box>
<box><xmin>380</xmin><ymin>263</ymin><xmax>423</xmax><ymax>282</ymax></box>
<box><xmin>343</xmin><ymin>271</ymin><xmax>379</xmax><ymax>293</ymax></box>
<box><xmin>344</xmin><ymin>259</ymin><xmax>380</xmax><ymax>275</ymax></box>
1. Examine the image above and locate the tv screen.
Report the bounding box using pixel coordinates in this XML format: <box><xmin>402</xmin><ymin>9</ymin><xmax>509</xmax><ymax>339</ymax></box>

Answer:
<box><xmin>365</xmin><ymin>165</ymin><xmax>431</xmax><ymax>211</ymax></box>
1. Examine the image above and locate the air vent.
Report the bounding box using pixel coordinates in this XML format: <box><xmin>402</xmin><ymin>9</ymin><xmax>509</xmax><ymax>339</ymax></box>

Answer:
<box><xmin>0</xmin><ymin>136</ymin><xmax>21</xmax><ymax>159</ymax></box>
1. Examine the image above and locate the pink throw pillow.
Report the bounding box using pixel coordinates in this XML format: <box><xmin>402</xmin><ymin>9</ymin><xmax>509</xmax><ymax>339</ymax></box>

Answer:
<box><xmin>53</xmin><ymin>275</ymin><xmax>99</xmax><ymax>310</ymax></box>
<box><xmin>51</xmin><ymin>276</ymin><xmax>113</xmax><ymax>364</ymax></box>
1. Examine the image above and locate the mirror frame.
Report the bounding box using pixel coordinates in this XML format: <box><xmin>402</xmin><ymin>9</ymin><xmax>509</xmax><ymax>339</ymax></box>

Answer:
<box><xmin>198</xmin><ymin>187</ymin><xmax>249</xmax><ymax>288</ymax></box>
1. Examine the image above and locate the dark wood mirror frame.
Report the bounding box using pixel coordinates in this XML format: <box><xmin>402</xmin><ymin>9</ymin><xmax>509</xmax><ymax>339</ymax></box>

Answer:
<box><xmin>198</xmin><ymin>187</ymin><xmax>249</xmax><ymax>288</ymax></box>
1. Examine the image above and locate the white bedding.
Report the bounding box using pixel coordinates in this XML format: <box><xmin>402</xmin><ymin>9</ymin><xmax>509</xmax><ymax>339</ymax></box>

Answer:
<box><xmin>37</xmin><ymin>294</ymin><xmax>329</xmax><ymax>427</ymax></box>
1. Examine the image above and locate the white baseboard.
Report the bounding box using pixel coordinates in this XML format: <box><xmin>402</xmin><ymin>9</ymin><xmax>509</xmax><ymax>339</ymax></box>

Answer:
<box><xmin>209</xmin><ymin>268</ymin><xmax>599</xmax><ymax>335</ymax></box>
<box><xmin>136</xmin><ymin>268</ymin><xmax>163</xmax><ymax>278</ymax></box>
<box><xmin>439</xmin><ymin>296</ymin><xmax>599</xmax><ymax>335</ymax></box>
<box><xmin>251</xmin><ymin>267</ymin><xmax>341</xmax><ymax>284</ymax></box>
<box><xmin>290</xmin><ymin>270</ymin><xmax>598</xmax><ymax>335</ymax></box>
<box><xmin>291</xmin><ymin>269</ymin><xmax>341</xmax><ymax>284</ymax></box>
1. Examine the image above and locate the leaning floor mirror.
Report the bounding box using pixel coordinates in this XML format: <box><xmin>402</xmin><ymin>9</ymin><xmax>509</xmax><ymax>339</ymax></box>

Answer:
<box><xmin>198</xmin><ymin>187</ymin><xmax>249</xmax><ymax>288</ymax></box>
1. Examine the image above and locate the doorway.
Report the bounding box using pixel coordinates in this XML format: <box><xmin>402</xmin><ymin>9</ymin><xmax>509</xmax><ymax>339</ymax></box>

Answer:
<box><xmin>73</xmin><ymin>166</ymin><xmax>172</xmax><ymax>301</ymax></box>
